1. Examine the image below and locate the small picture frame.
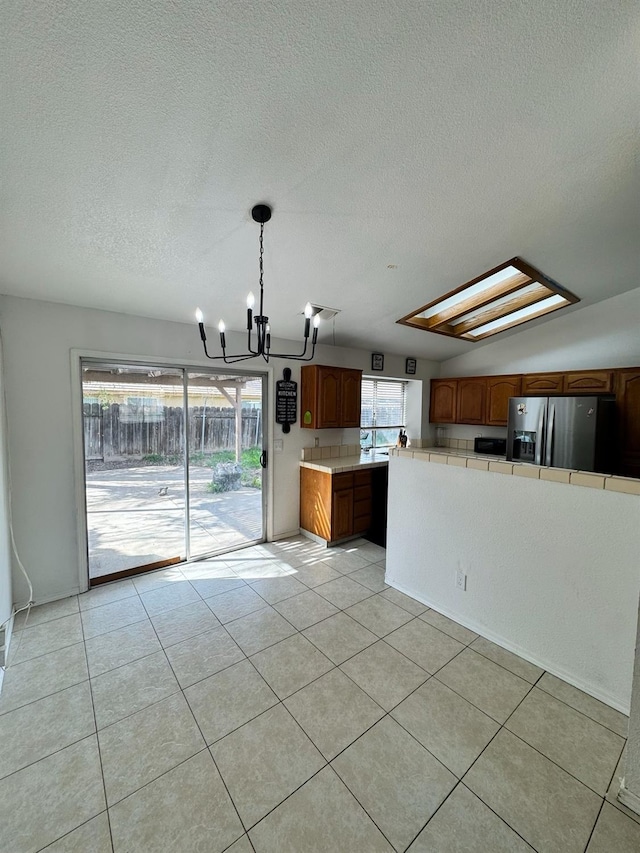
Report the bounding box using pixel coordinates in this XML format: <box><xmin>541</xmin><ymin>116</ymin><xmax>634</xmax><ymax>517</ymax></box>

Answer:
<box><xmin>405</xmin><ymin>357</ymin><xmax>417</xmax><ymax>375</ymax></box>
<box><xmin>371</xmin><ymin>352</ymin><xmax>384</xmax><ymax>371</ymax></box>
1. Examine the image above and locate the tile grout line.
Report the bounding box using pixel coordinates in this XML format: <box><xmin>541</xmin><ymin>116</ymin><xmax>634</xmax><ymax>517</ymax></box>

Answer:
<box><xmin>457</xmin><ymin>678</ymin><xmax>608</xmax><ymax>848</ymax></box>
<box><xmin>142</xmin><ymin>604</ymin><xmax>248</xmax><ymax>846</ymax></box>
<box><xmin>80</xmin><ymin>608</ymin><xmax>116</xmax><ymax>853</ymax></box>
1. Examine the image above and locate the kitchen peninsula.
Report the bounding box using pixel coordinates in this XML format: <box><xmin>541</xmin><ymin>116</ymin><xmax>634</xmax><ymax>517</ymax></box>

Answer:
<box><xmin>385</xmin><ymin>447</ymin><xmax>640</xmax><ymax>713</ymax></box>
<box><xmin>299</xmin><ymin>445</ymin><xmax>389</xmax><ymax>545</ymax></box>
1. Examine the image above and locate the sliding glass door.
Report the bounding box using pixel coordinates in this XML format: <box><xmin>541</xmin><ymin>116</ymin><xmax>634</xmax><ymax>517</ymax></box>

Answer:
<box><xmin>81</xmin><ymin>361</ymin><xmax>265</xmax><ymax>583</ymax></box>
<box><xmin>187</xmin><ymin>371</ymin><xmax>265</xmax><ymax>558</ymax></box>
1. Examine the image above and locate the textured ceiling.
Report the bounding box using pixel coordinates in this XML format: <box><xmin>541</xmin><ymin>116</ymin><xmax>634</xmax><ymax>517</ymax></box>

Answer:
<box><xmin>1</xmin><ymin>1</ymin><xmax>638</xmax><ymax>361</ymax></box>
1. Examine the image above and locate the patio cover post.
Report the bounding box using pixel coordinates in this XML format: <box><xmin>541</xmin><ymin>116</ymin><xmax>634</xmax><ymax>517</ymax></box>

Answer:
<box><xmin>235</xmin><ymin>385</ymin><xmax>242</xmax><ymax>463</ymax></box>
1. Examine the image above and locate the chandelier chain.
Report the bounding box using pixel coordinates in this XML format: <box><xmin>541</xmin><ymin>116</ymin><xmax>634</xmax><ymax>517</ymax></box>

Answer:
<box><xmin>259</xmin><ymin>222</ymin><xmax>264</xmax><ymax>296</ymax></box>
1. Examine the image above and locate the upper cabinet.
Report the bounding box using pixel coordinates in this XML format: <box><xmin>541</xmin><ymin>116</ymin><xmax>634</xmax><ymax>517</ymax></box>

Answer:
<box><xmin>340</xmin><ymin>369</ymin><xmax>363</xmax><ymax>427</ymax></box>
<box><xmin>429</xmin><ymin>379</ymin><xmax>458</xmax><ymax>423</ymax></box>
<box><xmin>563</xmin><ymin>370</ymin><xmax>614</xmax><ymax>394</ymax></box>
<box><xmin>300</xmin><ymin>365</ymin><xmax>362</xmax><ymax>429</ymax></box>
<box><xmin>616</xmin><ymin>369</ymin><xmax>640</xmax><ymax>478</ymax></box>
<box><xmin>456</xmin><ymin>378</ymin><xmax>486</xmax><ymax>424</ymax></box>
<box><xmin>521</xmin><ymin>373</ymin><xmax>563</xmax><ymax>395</ymax></box>
<box><xmin>485</xmin><ymin>375</ymin><xmax>522</xmax><ymax>426</ymax></box>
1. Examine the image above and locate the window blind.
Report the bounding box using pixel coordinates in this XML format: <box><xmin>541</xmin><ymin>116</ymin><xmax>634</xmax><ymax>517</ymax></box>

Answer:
<box><xmin>360</xmin><ymin>378</ymin><xmax>406</xmax><ymax>429</ymax></box>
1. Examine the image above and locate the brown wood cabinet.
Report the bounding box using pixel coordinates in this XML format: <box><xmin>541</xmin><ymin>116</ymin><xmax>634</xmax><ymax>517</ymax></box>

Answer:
<box><xmin>563</xmin><ymin>370</ymin><xmax>614</xmax><ymax>394</ymax></box>
<box><xmin>300</xmin><ymin>365</ymin><xmax>362</xmax><ymax>429</ymax></box>
<box><xmin>427</xmin><ymin>363</ymin><xmax>640</xmax><ymax>477</ymax></box>
<box><xmin>485</xmin><ymin>375</ymin><xmax>522</xmax><ymax>426</ymax></box>
<box><xmin>521</xmin><ymin>373</ymin><xmax>564</xmax><ymax>395</ymax></box>
<box><xmin>456</xmin><ymin>378</ymin><xmax>486</xmax><ymax>424</ymax></box>
<box><xmin>429</xmin><ymin>378</ymin><xmax>457</xmax><ymax>423</ymax></box>
<box><xmin>616</xmin><ymin>369</ymin><xmax>640</xmax><ymax>478</ymax></box>
<box><xmin>300</xmin><ymin>467</ymin><xmax>373</xmax><ymax>543</ymax></box>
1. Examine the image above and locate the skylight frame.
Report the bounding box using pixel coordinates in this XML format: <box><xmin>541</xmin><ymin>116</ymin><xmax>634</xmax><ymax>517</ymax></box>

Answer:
<box><xmin>396</xmin><ymin>257</ymin><xmax>579</xmax><ymax>342</ymax></box>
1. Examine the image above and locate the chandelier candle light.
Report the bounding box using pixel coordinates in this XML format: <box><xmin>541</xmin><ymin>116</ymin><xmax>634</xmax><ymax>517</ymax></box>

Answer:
<box><xmin>195</xmin><ymin>204</ymin><xmax>320</xmax><ymax>363</ymax></box>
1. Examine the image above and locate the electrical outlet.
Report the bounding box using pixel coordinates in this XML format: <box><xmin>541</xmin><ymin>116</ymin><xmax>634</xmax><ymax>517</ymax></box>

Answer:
<box><xmin>314</xmin><ymin>437</ymin><xmax>320</xmax><ymax>448</ymax></box>
<box><xmin>455</xmin><ymin>569</ymin><xmax>467</xmax><ymax>591</ymax></box>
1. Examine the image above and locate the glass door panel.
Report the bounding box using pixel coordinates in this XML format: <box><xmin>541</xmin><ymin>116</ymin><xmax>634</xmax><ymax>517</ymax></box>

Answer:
<box><xmin>82</xmin><ymin>363</ymin><xmax>187</xmax><ymax>581</ymax></box>
<box><xmin>187</xmin><ymin>372</ymin><xmax>264</xmax><ymax>558</ymax></box>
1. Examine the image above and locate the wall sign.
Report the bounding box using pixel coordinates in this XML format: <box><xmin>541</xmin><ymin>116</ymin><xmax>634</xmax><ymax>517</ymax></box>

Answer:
<box><xmin>275</xmin><ymin>368</ymin><xmax>298</xmax><ymax>434</ymax></box>
<box><xmin>371</xmin><ymin>352</ymin><xmax>384</xmax><ymax>371</ymax></box>
<box><xmin>405</xmin><ymin>357</ymin><xmax>417</xmax><ymax>375</ymax></box>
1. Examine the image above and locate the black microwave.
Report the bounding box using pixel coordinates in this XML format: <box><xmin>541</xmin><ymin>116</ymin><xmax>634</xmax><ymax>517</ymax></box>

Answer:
<box><xmin>474</xmin><ymin>437</ymin><xmax>507</xmax><ymax>456</ymax></box>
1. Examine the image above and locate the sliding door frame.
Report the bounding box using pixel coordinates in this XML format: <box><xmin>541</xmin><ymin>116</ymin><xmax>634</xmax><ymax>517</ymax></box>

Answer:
<box><xmin>71</xmin><ymin>349</ymin><xmax>272</xmax><ymax>593</ymax></box>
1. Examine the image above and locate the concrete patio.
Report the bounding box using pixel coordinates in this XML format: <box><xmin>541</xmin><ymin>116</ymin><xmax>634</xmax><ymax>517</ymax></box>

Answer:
<box><xmin>86</xmin><ymin>465</ymin><xmax>263</xmax><ymax>579</ymax></box>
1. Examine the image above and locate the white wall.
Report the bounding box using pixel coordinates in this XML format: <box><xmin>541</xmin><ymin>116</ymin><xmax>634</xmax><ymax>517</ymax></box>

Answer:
<box><xmin>440</xmin><ymin>286</ymin><xmax>640</xmax><ymax>378</ymax></box>
<box><xmin>0</xmin><ymin>295</ymin><xmax>438</xmax><ymax>604</ymax></box>
<box><xmin>624</xmin><ymin>603</ymin><xmax>640</xmax><ymax>808</ymax></box>
<box><xmin>386</xmin><ymin>455</ymin><xmax>640</xmax><ymax>712</ymax></box>
<box><xmin>0</xmin><ymin>336</ymin><xmax>13</xmax><ymax>634</ymax></box>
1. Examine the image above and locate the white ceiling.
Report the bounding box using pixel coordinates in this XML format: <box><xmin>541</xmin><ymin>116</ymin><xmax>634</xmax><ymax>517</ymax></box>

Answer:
<box><xmin>1</xmin><ymin>1</ymin><xmax>638</xmax><ymax>361</ymax></box>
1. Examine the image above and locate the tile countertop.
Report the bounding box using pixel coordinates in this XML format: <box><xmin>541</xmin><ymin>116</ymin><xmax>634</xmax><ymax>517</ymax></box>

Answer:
<box><xmin>393</xmin><ymin>447</ymin><xmax>640</xmax><ymax>494</ymax></box>
<box><xmin>299</xmin><ymin>452</ymin><xmax>390</xmax><ymax>473</ymax></box>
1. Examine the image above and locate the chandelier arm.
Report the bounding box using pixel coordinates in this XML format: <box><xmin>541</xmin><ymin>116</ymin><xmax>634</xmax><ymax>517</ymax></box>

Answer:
<box><xmin>268</xmin><ymin>339</ymin><xmax>318</xmax><ymax>361</ymax></box>
<box><xmin>201</xmin><ymin>348</ymin><xmax>259</xmax><ymax>362</ymax></box>
<box><xmin>222</xmin><ymin>353</ymin><xmax>264</xmax><ymax>364</ymax></box>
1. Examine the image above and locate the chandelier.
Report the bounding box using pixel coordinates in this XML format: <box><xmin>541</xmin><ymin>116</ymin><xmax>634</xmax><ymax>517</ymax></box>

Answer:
<box><xmin>195</xmin><ymin>204</ymin><xmax>320</xmax><ymax>363</ymax></box>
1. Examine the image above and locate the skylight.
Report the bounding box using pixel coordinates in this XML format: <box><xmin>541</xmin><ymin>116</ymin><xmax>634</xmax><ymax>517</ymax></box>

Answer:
<box><xmin>397</xmin><ymin>258</ymin><xmax>579</xmax><ymax>341</ymax></box>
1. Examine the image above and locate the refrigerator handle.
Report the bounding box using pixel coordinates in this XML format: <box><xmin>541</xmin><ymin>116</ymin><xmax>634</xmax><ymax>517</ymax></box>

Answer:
<box><xmin>535</xmin><ymin>404</ymin><xmax>545</xmax><ymax>466</ymax></box>
<box><xmin>545</xmin><ymin>404</ymin><xmax>555</xmax><ymax>466</ymax></box>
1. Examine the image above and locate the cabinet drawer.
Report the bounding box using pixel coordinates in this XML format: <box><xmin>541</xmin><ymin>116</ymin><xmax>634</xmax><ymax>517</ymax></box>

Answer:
<box><xmin>354</xmin><ymin>498</ymin><xmax>372</xmax><ymax>519</ymax></box>
<box><xmin>354</xmin><ymin>485</ymin><xmax>371</xmax><ymax>502</ymax></box>
<box><xmin>354</xmin><ymin>469</ymin><xmax>372</xmax><ymax>486</ymax></box>
<box><xmin>353</xmin><ymin>515</ymin><xmax>370</xmax><ymax>534</ymax></box>
<box><xmin>332</xmin><ymin>472</ymin><xmax>354</xmax><ymax>491</ymax></box>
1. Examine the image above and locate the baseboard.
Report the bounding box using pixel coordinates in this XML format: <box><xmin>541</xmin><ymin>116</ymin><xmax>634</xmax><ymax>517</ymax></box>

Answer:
<box><xmin>270</xmin><ymin>529</ymin><xmax>303</xmax><ymax>542</ymax></box>
<box><xmin>0</xmin><ymin>610</ymin><xmax>15</xmax><ymax>697</ymax></box>
<box><xmin>618</xmin><ymin>784</ymin><xmax>640</xmax><ymax>817</ymax></box>
<box><xmin>385</xmin><ymin>577</ymin><xmax>631</xmax><ymax>716</ymax></box>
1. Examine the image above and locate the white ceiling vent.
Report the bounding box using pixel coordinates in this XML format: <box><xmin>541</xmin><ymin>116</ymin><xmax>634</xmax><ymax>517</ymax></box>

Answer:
<box><xmin>303</xmin><ymin>305</ymin><xmax>341</xmax><ymax>322</ymax></box>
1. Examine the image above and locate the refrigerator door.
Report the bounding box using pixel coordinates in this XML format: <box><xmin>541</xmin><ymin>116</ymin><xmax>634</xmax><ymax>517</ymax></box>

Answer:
<box><xmin>507</xmin><ymin>397</ymin><xmax>547</xmax><ymax>464</ymax></box>
<box><xmin>546</xmin><ymin>396</ymin><xmax>600</xmax><ymax>471</ymax></box>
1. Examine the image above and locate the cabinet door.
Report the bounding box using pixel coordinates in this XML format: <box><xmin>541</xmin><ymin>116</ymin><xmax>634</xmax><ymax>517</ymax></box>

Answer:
<box><xmin>457</xmin><ymin>378</ymin><xmax>486</xmax><ymax>424</ymax></box>
<box><xmin>340</xmin><ymin>369</ymin><xmax>362</xmax><ymax>427</ymax></box>
<box><xmin>485</xmin><ymin>375</ymin><xmax>522</xmax><ymax>426</ymax></box>
<box><xmin>563</xmin><ymin>371</ymin><xmax>614</xmax><ymax>394</ymax></box>
<box><xmin>617</xmin><ymin>370</ymin><xmax>640</xmax><ymax>478</ymax></box>
<box><xmin>430</xmin><ymin>379</ymin><xmax>457</xmax><ymax>423</ymax></box>
<box><xmin>317</xmin><ymin>366</ymin><xmax>342</xmax><ymax>428</ymax></box>
<box><xmin>299</xmin><ymin>468</ymin><xmax>332</xmax><ymax>540</ymax></box>
<box><xmin>522</xmin><ymin>373</ymin><xmax>563</xmax><ymax>394</ymax></box>
<box><xmin>332</xmin><ymin>489</ymin><xmax>354</xmax><ymax>540</ymax></box>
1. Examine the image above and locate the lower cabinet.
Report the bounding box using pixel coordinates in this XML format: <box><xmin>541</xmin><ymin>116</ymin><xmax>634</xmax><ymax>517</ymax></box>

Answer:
<box><xmin>300</xmin><ymin>467</ymin><xmax>375</xmax><ymax>544</ymax></box>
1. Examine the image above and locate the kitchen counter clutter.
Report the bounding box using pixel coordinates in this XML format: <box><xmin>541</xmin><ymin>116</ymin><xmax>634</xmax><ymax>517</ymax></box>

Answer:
<box><xmin>392</xmin><ymin>446</ymin><xmax>640</xmax><ymax>494</ymax></box>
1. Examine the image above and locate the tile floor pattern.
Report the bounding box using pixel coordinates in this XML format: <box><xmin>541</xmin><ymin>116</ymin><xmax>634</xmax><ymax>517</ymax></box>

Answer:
<box><xmin>0</xmin><ymin>536</ymin><xmax>638</xmax><ymax>852</ymax></box>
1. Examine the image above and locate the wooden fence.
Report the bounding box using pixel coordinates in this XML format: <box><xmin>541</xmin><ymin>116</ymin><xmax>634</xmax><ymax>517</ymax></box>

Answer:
<box><xmin>83</xmin><ymin>403</ymin><xmax>262</xmax><ymax>459</ymax></box>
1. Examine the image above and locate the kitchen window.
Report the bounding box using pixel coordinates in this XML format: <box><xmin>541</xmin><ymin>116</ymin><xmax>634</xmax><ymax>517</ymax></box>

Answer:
<box><xmin>361</xmin><ymin>378</ymin><xmax>407</xmax><ymax>449</ymax></box>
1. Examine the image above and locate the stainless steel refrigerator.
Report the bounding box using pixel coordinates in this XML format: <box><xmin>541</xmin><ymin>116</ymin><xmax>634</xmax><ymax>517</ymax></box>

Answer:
<box><xmin>506</xmin><ymin>395</ymin><xmax>616</xmax><ymax>473</ymax></box>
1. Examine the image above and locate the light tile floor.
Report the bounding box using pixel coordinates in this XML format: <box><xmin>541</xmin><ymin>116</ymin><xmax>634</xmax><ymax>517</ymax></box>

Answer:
<box><xmin>1</xmin><ymin>536</ymin><xmax>638</xmax><ymax>852</ymax></box>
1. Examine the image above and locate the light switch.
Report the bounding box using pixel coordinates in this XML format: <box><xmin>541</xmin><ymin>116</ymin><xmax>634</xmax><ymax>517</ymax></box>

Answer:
<box><xmin>274</xmin><ymin>439</ymin><xmax>284</xmax><ymax>452</ymax></box>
